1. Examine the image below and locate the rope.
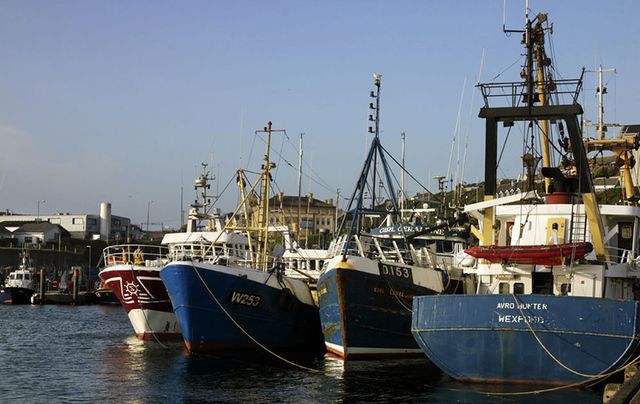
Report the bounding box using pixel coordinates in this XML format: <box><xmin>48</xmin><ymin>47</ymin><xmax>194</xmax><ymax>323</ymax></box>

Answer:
<box><xmin>189</xmin><ymin>260</ymin><xmax>323</xmax><ymax>373</ymax></box>
<box><xmin>471</xmin><ymin>294</ymin><xmax>640</xmax><ymax>397</ymax></box>
<box><xmin>512</xmin><ymin>293</ymin><xmax>640</xmax><ymax>379</ymax></box>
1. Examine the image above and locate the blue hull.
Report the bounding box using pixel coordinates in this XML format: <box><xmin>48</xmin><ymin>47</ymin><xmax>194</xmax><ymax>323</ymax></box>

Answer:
<box><xmin>318</xmin><ymin>265</ymin><xmax>436</xmax><ymax>359</ymax></box>
<box><xmin>411</xmin><ymin>294</ymin><xmax>640</xmax><ymax>384</ymax></box>
<box><xmin>0</xmin><ymin>287</ymin><xmax>35</xmax><ymax>304</ymax></box>
<box><xmin>160</xmin><ymin>263</ymin><xmax>324</xmax><ymax>353</ymax></box>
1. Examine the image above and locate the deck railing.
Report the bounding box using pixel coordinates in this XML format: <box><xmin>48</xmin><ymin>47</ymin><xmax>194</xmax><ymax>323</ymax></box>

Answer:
<box><xmin>103</xmin><ymin>244</ymin><xmax>168</xmax><ymax>267</ymax></box>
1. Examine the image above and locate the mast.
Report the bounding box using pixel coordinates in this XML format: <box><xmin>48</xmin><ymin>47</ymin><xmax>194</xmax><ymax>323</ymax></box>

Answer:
<box><xmin>478</xmin><ymin>10</ymin><xmax>608</xmax><ymax>261</ymax></box>
<box><xmin>297</xmin><ymin>133</ymin><xmax>303</xmax><ymax>241</ymax></box>
<box><xmin>400</xmin><ymin>132</ymin><xmax>405</xmax><ymax>221</ymax></box>
<box><xmin>258</xmin><ymin>121</ymin><xmax>273</xmax><ymax>271</ymax></box>
<box><xmin>532</xmin><ymin>14</ymin><xmax>552</xmax><ymax>194</ymax></box>
<box><xmin>337</xmin><ymin>73</ymin><xmax>405</xmax><ymax>257</ymax></box>
<box><xmin>222</xmin><ymin>122</ymin><xmax>287</xmax><ymax>270</ymax></box>
<box><xmin>370</xmin><ymin>73</ymin><xmax>382</xmax><ymax>208</ymax></box>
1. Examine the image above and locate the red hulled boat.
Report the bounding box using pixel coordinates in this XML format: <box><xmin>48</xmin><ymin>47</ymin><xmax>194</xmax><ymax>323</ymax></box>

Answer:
<box><xmin>465</xmin><ymin>242</ymin><xmax>593</xmax><ymax>266</ymax></box>
<box><xmin>99</xmin><ymin>244</ymin><xmax>181</xmax><ymax>340</ymax></box>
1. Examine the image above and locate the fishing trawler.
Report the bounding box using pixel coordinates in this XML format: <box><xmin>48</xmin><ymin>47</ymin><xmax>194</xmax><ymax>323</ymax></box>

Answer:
<box><xmin>318</xmin><ymin>74</ymin><xmax>469</xmax><ymax>359</ymax></box>
<box><xmin>99</xmin><ymin>243</ymin><xmax>176</xmax><ymax>339</ymax></box>
<box><xmin>0</xmin><ymin>250</ymin><xmax>36</xmax><ymax>304</ymax></box>
<box><xmin>160</xmin><ymin>122</ymin><xmax>324</xmax><ymax>353</ymax></box>
<box><xmin>412</xmin><ymin>10</ymin><xmax>640</xmax><ymax>385</ymax></box>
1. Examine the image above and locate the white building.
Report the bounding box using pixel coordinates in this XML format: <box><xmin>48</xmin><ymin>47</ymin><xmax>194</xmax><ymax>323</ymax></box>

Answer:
<box><xmin>0</xmin><ymin>202</ymin><xmax>132</xmax><ymax>241</ymax></box>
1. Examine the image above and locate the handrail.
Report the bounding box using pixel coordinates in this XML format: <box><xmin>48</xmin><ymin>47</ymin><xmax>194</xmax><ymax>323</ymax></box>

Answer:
<box><xmin>477</xmin><ymin>77</ymin><xmax>583</xmax><ymax>108</ymax></box>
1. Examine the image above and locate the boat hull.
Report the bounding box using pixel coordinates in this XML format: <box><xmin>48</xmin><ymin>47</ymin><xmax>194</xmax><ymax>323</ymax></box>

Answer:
<box><xmin>0</xmin><ymin>287</ymin><xmax>35</xmax><ymax>304</ymax></box>
<box><xmin>160</xmin><ymin>262</ymin><xmax>324</xmax><ymax>353</ymax></box>
<box><xmin>99</xmin><ymin>265</ymin><xmax>182</xmax><ymax>341</ymax></box>
<box><xmin>411</xmin><ymin>294</ymin><xmax>640</xmax><ymax>384</ymax></box>
<box><xmin>318</xmin><ymin>256</ymin><xmax>440</xmax><ymax>359</ymax></box>
<box><xmin>95</xmin><ymin>287</ymin><xmax>120</xmax><ymax>305</ymax></box>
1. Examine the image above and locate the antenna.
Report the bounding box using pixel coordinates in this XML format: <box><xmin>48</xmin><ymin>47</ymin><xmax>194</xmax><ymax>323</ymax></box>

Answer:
<box><xmin>502</xmin><ymin>0</ymin><xmax>526</xmax><ymax>36</ymax></box>
<box><xmin>585</xmin><ymin>64</ymin><xmax>617</xmax><ymax>139</ymax></box>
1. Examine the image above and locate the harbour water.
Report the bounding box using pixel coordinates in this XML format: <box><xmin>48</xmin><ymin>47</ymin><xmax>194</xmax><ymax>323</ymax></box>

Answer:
<box><xmin>1</xmin><ymin>305</ymin><xmax>602</xmax><ymax>403</ymax></box>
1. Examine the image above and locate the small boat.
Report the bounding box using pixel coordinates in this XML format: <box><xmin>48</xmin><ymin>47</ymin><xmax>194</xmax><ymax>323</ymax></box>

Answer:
<box><xmin>99</xmin><ymin>243</ymin><xmax>179</xmax><ymax>340</ymax></box>
<box><xmin>0</xmin><ymin>250</ymin><xmax>36</xmax><ymax>304</ymax></box>
<box><xmin>464</xmin><ymin>241</ymin><xmax>593</xmax><ymax>266</ymax></box>
<box><xmin>94</xmin><ymin>281</ymin><xmax>120</xmax><ymax>305</ymax></box>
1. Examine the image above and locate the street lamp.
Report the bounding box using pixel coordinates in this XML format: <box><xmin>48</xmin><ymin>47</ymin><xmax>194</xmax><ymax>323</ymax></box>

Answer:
<box><xmin>37</xmin><ymin>199</ymin><xmax>46</xmax><ymax>222</ymax></box>
<box><xmin>86</xmin><ymin>245</ymin><xmax>92</xmax><ymax>268</ymax></box>
<box><xmin>146</xmin><ymin>200</ymin><xmax>154</xmax><ymax>231</ymax></box>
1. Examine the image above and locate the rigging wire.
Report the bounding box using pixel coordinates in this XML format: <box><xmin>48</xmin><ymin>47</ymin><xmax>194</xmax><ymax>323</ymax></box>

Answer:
<box><xmin>252</xmin><ymin>133</ymin><xmax>337</xmax><ymax>195</ymax></box>
<box><xmin>488</xmin><ymin>55</ymin><xmax>525</xmax><ymax>82</ymax></box>
<box><xmin>379</xmin><ymin>144</ymin><xmax>434</xmax><ymax>196</ymax></box>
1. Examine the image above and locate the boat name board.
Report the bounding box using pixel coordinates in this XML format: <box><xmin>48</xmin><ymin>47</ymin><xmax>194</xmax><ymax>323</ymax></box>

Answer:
<box><xmin>375</xmin><ymin>225</ymin><xmax>427</xmax><ymax>235</ymax></box>
<box><xmin>228</xmin><ymin>291</ymin><xmax>262</xmax><ymax>307</ymax></box>
<box><xmin>378</xmin><ymin>263</ymin><xmax>413</xmax><ymax>283</ymax></box>
<box><xmin>495</xmin><ymin>301</ymin><xmax>548</xmax><ymax>325</ymax></box>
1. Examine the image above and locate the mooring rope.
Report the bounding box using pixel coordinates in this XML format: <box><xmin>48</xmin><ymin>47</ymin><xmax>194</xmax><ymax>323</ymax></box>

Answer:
<box><xmin>512</xmin><ymin>293</ymin><xmax>638</xmax><ymax>379</ymax></box>
<box><xmin>189</xmin><ymin>260</ymin><xmax>323</xmax><ymax>373</ymax></box>
<box><xmin>473</xmin><ymin>294</ymin><xmax>640</xmax><ymax>396</ymax></box>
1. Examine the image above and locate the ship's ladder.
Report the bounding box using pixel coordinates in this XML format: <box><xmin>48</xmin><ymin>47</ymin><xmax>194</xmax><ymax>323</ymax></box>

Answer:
<box><xmin>569</xmin><ymin>204</ymin><xmax>588</xmax><ymax>243</ymax></box>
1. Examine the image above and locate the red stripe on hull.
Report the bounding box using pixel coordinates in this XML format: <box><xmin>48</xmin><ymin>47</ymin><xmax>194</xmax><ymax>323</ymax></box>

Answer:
<box><xmin>99</xmin><ymin>266</ymin><xmax>174</xmax><ymax>314</ymax></box>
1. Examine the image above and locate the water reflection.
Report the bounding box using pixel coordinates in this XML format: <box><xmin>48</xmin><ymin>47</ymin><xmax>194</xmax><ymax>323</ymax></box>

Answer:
<box><xmin>1</xmin><ymin>305</ymin><xmax>602</xmax><ymax>403</ymax></box>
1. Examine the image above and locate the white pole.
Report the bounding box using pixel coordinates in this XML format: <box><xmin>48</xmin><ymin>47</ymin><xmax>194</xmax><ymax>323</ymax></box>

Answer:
<box><xmin>598</xmin><ymin>64</ymin><xmax>604</xmax><ymax>139</ymax></box>
<box><xmin>400</xmin><ymin>132</ymin><xmax>405</xmax><ymax>221</ymax></box>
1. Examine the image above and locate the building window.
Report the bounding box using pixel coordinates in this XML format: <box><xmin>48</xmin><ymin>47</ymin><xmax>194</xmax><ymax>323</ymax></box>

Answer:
<box><xmin>24</xmin><ymin>236</ymin><xmax>33</xmax><ymax>243</ymax></box>
<box><xmin>73</xmin><ymin>218</ymin><xmax>84</xmax><ymax>225</ymax></box>
<box><xmin>49</xmin><ymin>218</ymin><xmax>61</xmax><ymax>224</ymax></box>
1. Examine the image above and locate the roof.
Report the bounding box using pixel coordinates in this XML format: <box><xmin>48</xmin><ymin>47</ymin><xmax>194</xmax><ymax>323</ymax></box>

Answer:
<box><xmin>161</xmin><ymin>231</ymin><xmax>248</xmax><ymax>245</ymax></box>
<box><xmin>0</xmin><ymin>220</ymin><xmax>31</xmax><ymax>227</ymax></box>
<box><xmin>269</xmin><ymin>195</ymin><xmax>334</xmax><ymax>209</ymax></box>
<box><xmin>17</xmin><ymin>222</ymin><xmax>62</xmax><ymax>233</ymax></box>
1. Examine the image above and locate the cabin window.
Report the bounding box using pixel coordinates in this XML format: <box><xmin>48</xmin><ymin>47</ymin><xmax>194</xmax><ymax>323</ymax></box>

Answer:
<box><xmin>513</xmin><ymin>282</ymin><xmax>525</xmax><ymax>294</ymax></box>
<box><xmin>25</xmin><ymin>273</ymin><xmax>31</xmax><ymax>280</ymax></box>
<box><xmin>24</xmin><ymin>237</ymin><xmax>33</xmax><ymax>244</ymax></box>
<box><xmin>437</xmin><ymin>240</ymin><xmax>453</xmax><ymax>253</ymax></box>
<box><xmin>10</xmin><ymin>274</ymin><xmax>15</xmax><ymax>280</ymax></box>
<box><xmin>73</xmin><ymin>218</ymin><xmax>84</xmax><ymax>225</ymax></box>
<box><xmin>499</xmin><ymin>282</ymin><xmax>510</xmax><ymax>294</ymax></box>
<box><xmin>560</xmin><ymin>283</ymin><xmax>571</xmax><ymax>295</ymax></box>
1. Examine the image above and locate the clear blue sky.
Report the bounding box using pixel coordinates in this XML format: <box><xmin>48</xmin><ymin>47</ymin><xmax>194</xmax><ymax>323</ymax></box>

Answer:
<box><xmin>1</xmin><ymin>0</ymin><xmax>638</xmax><ymax>228</ymax></box>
